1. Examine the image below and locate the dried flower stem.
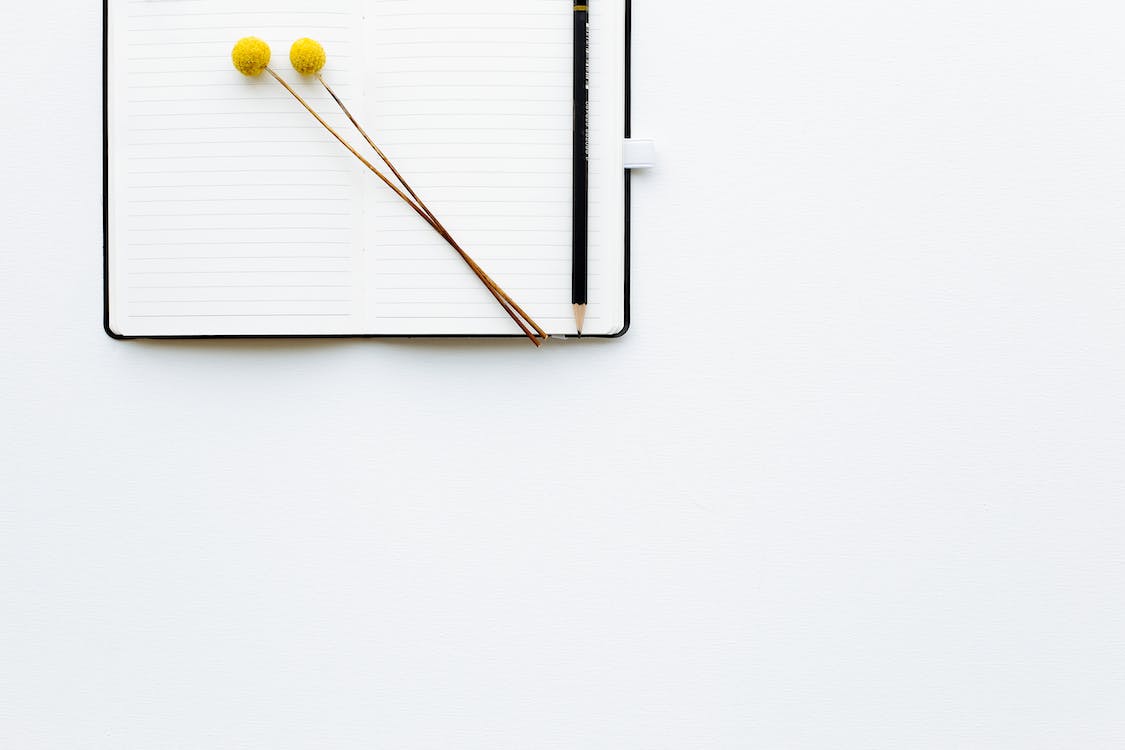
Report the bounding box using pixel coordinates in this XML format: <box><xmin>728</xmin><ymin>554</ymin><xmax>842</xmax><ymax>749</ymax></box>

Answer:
<box><xmin>316</xmin><ymin>75</ymin><xmax>550</xmax><ymax>342</ymax></box>
<box><xmin>264</xmin><ymin>67</ymin><xmax>546</xmax><ymax>346</ymax></box>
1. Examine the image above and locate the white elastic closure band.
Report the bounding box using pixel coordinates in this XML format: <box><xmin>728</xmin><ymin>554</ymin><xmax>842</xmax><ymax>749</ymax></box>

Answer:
<box><xmin>623</xmin><ymin>139</ymin><xmax>657</xmax><ymax>169</ymax></box>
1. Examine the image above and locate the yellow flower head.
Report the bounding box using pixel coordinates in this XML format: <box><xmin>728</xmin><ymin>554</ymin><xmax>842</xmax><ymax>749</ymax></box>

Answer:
<box><xmin>290</xmin><ymin>38</ymin><xmax>326</xmax><ymax>75</ymax></box>
<box><xmin>232</xmin><ymin>37</ymin><xmax>271</xmax><ymax>76</ymax></box>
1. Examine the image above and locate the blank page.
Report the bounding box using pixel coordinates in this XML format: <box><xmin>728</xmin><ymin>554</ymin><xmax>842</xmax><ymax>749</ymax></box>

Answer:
<box><xmin>107</xmin><ymin>0</ymin><xmax>365</xmax><ymax>337</ymax></box>
<box><xmin>359</xmin><ymin>0</ymin><xmax>626</xmax><ymax>336</ymax></box>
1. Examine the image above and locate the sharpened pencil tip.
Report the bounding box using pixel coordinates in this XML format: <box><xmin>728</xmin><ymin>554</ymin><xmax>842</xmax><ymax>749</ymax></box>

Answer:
<box><xmin>573</xmin><ymin>304</ymin><xmax>586</xmax><ymax>335</ymax></box>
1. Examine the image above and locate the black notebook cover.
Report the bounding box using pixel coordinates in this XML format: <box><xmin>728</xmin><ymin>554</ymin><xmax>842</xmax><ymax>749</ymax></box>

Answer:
<box><xmin>103</xmin><ymin>1</ymin><xmax>632</xmax><ymax>340</ymax></box>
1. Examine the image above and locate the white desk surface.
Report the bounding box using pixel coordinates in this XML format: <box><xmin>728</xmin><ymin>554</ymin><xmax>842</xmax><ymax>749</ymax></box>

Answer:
<box><xmin>3</xmin><ymin>2</ymin><xmax>1125</xmax><ymax>747</ymax></box>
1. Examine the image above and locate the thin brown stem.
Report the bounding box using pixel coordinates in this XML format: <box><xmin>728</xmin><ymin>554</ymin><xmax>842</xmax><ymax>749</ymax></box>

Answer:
<box><xmin>318</xmin><ymin>74</ymin><xmax>438</xmax><ymax>226</ymax></box>
<box><xmin>266</xmin><ymin>69</ymin><xmax>424</xmax><ymax>225</ymax></box>
<box><xmin>265</xmin><ymin>67</ymin><xmax>544</xmax><ymax>346</ymax></box>
<box><xmin>317</xmin><ymin>74</ymin><xmax>549</xmax><ymax>342</ymax></box>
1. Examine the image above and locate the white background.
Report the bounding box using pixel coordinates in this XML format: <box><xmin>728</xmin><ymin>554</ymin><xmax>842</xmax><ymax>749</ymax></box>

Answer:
<box><xmin>3</xmin><ymin>1</ymin><xmax>1125</xmax><ymax>747</ymax></box>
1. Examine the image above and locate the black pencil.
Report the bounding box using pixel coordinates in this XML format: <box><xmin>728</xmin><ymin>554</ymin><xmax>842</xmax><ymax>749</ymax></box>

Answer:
<box><xmin>572</xmin><ymin>1</ymin><xmax>590</xmax><ymax>334</ymax></box>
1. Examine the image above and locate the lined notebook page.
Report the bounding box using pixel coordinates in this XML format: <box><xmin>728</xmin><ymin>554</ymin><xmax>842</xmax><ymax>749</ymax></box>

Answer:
<box><xmin>359</xmin><ymin>0</ymin><xmax>626</xmax><ymax>336</ymax></box>
<box><xmin>108</xmin><ymin>0</ymin><xmax>365</xmax><ymax>336</ymax></box>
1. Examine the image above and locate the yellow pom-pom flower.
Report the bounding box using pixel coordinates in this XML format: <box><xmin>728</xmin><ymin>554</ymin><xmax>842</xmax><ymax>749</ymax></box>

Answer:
<box><xmin>232</xmin><ymin>37</ymin><xmax>271</xmax><ymax>76</ymax></box>
<box><xmin>290</xmin><ymin>38</ymin><xmax>326</xmax><ymax>76</ymax></box>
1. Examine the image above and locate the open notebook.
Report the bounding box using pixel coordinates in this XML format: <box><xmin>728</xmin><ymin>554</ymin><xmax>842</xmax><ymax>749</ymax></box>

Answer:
<box><xmin>104</xmin><ymin>0</ymin><xmax>630</xmax><ymax>338</ymax></box>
